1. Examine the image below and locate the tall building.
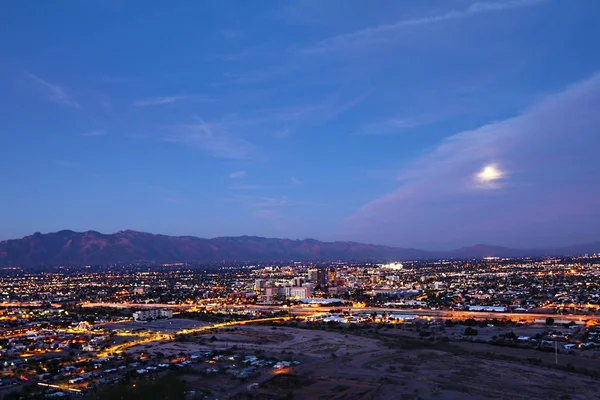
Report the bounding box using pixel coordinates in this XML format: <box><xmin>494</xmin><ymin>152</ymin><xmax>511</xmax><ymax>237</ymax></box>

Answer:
<box><xmin>291</xmin><ymin>276</ymin><xmax>304</xmax><ymax>287</ymax></box>
<box><xmin>307</xmin><ymin>269</ymin><xmax>319</xmax><ymax>282</ymax></box>
<box><xmin>254</xmin><ymin>279</ymin><xmax>267</xmax><ymax>292</ymax></box>
<box><xmin>327</xmin><ymin>268</ymin><xmax>336</xmax><ymax>284</ymax></box>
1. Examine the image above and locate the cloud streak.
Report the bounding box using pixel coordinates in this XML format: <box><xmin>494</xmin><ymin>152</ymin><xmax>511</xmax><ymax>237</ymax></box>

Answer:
<box><xmin>229</xmin><ymin>170</ymin><xmax>247</xmax><ymax>179</ymax></box>
<box><xmin>166</xmin><ymin>120</ymin><xmax>255</xmax><ymax>159</ymax></box>
<box><xmin>358</xmin><ymin>116</ymin><xmax>437</xmax><ymax>135</ymax></box>
<box><xmin>27</xmin><ymin>73</ymin><xmax>81</xmax><ymax>108</ymax></box>
<box><xmin>346</xmin><ymin>72</ymin><xmax>600</xmax><ymax>248</ymax></box>
<box><xmin>303</xmin><ymin>0</ymin><xmax>548</xmax><ymax>54</ymax></box>
<box><xmin>134</xmin><ymin>96</ymin><xmax>188</xmax><ymax>106</ymax></box>
<box><xmin>166</xmin><ymin>93</ymin><xmax>365</xmax><ymax>159</ymax></box>
<box><xmin>82</xmin><ymin>129</ymin><xmax>107</xmax><ymax>137</ymax></box>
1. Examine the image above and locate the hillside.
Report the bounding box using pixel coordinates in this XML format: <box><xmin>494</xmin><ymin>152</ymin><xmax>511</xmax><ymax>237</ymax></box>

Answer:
<box><xmin>1</xmin><ymin>230</ymin><xmax>598</xmax><ymax>266</ymax></box>
<box><xmin>0</xmin><ymin>230</ymin><xmax>432</xmax><ymax>266</ymax></box>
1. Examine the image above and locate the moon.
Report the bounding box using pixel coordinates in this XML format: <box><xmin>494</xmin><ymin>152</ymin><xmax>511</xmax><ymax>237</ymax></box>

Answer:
<box><xmin>476</xmin><ymin>164</ymin><xmax>503</xmax><ymax>182</ymax></box>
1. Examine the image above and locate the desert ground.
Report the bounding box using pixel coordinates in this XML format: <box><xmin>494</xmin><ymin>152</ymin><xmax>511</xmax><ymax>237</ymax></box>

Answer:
<box><xmin>119</xmin><ymin>321</ymin><xmax>600</xmax><ymax>400</ymax></box>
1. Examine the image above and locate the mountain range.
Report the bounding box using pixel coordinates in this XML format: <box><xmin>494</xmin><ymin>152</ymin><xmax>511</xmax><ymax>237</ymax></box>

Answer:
<box><xmin>0</xmin><ymin>230</ymin><xmax>598</xmax><ymax>267</ymax></box>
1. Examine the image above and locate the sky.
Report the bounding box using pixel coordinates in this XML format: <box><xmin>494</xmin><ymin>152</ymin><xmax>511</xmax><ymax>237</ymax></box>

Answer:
<box><xmin>1</xmin><ymin>0</ymin><xmax>600</xmax><ymax>250</ymax></box>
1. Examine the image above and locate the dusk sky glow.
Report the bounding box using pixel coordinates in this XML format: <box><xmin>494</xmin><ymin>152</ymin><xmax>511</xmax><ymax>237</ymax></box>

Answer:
<box><xmin>1</xmin><ymin>0</ymin><xmax>600</xmax><ymax>249</ymax></box>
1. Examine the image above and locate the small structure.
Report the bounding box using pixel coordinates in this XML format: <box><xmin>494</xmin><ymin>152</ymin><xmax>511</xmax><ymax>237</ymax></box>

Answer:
<box><xmin>132</xmin><ymin>309</ymin><xmax>173</xmax><ymax>321</ymax></box>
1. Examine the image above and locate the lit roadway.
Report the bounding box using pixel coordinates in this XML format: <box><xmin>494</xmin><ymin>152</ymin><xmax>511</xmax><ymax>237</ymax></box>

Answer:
<box><xmin>96</xmin><ymin>316</ymin><xmax>290</xmax><ymax>357</ymax></box>
<box><xmin>81</xmin><ymin>302</ymin><xmax>600</xmax><ymax>323</ymax></box>
<box><xmin>241</xmin><ymin>305</ymin><xmax>600</xmax><ymax>323</ymax></box>
<box><xmin>81</xmin><ymin>302</ymin><xmax>195</xmax><ymax>310</ymax></box>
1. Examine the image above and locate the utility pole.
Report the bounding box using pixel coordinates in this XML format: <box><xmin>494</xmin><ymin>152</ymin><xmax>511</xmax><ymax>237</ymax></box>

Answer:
<box><xmin>555</xmin><ymin>340</ymin><xmax>558</xmax><ymax>365</ymax></box>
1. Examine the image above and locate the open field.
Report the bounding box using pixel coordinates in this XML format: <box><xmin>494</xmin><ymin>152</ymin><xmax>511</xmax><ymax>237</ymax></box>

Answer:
<box><xmin>119</xmin><ymin>323</ymin><xmax>600</xmax><ymax>400</ymax></box>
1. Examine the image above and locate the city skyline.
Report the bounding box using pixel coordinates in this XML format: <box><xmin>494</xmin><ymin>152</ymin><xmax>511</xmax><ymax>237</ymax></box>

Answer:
<box><xmin>2</xmin><ymin>0</ymin><xmax>600</xmax><ymax>249</ymax></box>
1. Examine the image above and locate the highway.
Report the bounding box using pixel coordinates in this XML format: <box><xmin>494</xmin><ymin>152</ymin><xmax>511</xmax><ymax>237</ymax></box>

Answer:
<box><xmin>241</xmin><ymin>304</ymin><xmax>600</xmax><ymax>323</ymax></box>
<box><xmin>79</xmin><ymin>302</ymin><xmax>600</xmax><ymax>323</ymax></box>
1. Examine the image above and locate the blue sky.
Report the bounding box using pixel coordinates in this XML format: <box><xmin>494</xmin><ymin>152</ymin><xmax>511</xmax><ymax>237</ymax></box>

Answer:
<box><xmin>1</xmin><ymin>0</ymin><xmax>600</xmax><ymax>249</ymax></box>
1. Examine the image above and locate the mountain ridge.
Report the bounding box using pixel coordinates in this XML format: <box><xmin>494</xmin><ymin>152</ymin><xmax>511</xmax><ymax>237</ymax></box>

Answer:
<box><xmin>0</xmin><ymin>230</ymin><xmax>599</xmax><ymax>266</ymax></box>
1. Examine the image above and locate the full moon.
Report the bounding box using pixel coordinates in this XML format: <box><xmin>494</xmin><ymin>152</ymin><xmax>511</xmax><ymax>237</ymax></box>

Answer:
<box><xmin>476</xmin><ymin>164</ymin><xmax>503</xmax><ymax>182</ymax></box>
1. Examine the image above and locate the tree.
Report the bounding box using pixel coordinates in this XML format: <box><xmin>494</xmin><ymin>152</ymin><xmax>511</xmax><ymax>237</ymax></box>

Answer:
<box><xmin>464</xmin><ymin>326</ymin><xmax>478</xmax><ymax>336</ymax></box>
<box><xmin>545</xmin><ymin>317</ymin><xmax>555</xmax><ymax>326</ymax></box>
<box><xmin>504</xmin><ymin>331</ymin><xmax>517</xmax><ymax>340</ymax></box>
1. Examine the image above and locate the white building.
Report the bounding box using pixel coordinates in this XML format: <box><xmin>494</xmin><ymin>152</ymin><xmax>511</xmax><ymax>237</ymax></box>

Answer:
<box><xmin>290</xmin><ymin>277</ymin><xmax>304</xmax><ymax>287</ymax></box>
<box><xmin>133</xmin><ymin>309</ymin><xmax>173</xmax><ymax>321</ymax></box>
<box><xmin>380</xmin><ymin>262</ymin><xmax>403</xmax><ymax>270</ymax></box>
<box><xmin>290</xmin><ymin>286</ymin><xmax>311</xmax><ymax>298</ymax></box>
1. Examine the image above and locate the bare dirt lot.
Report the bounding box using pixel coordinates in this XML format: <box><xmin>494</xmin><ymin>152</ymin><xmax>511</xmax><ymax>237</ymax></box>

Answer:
<box><xmin>125</xmin><ymin>324</ymin><xmax>600</xmax><ymax>400</ymax></box>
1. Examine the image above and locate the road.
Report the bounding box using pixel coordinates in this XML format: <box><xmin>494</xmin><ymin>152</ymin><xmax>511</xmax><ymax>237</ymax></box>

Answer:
<box><xmin>241</xmin><ymin>305</ymin><xmax>600</xmax><ymax>323</ymax></box>
<box><xmin>82</xmin><ymin>302</ymin><xmax>195</xmax><ymax>310</ymax></box>
<box><xmin>96</xmin><ymin>316</ymin><xmax>290</xmax><ymax>357</ymax></box>
<box><xmin>79</xmin><ymin>302</ymin><xmax>600</xmax><ymax>323</ymax></box>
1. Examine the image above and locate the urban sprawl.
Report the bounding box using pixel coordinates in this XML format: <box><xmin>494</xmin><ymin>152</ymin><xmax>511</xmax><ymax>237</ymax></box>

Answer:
<box><xmin>1</xmin><ymin>255</ymin><xmax>600</xmax><ymax>399</ymax></box>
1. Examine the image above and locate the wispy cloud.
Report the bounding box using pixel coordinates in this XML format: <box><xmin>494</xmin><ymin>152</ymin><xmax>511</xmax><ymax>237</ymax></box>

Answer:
<box><xmin>103</xmin><ymin>76</ymin><xmax>137</xmax><ymax>83</ymax></box>
<box><xmin>82</xmin><ymin>129</ymin><xmax>107</xmax><ymax>137</ymax></box>
<box><xmin>166</xmin><ymin>93</ymin><xmax>365</xmax><ymax>160</ymax></box>
<box><xmin>212</xmin><ymin>63</ymin><xmax>299</xmax><ymax>86</ymax></box>
<box><xmin>252</xmin><ymin>196</ymin><xmax>291</xmax><ymax>208</ymax></box>
<box><xmin>229</xmin><ymin>170</ymin><xmax>247</xmax><ymax>179</ymax></box>
<box><xmin>166</xmin><ymin>120</ymin><xmax>255</xmax><ymax>159</ymax></box>
<box><xmin>228</xmin><ymin>93</ymin><xmax>368</xmax><ymax>126</ymax></box>
<box><xmin>133</xmin><ymin>96</ymin><xmax>188</xmax><ymax>107</ymax></box>
<box><xmin>233</xmin><ymin>194</ymin><xmax>315</xmax><ymax>208</ymax></box>
<box><xmin>230</xmin><ymin>184</ymin><xmax>267</xmax><ymax>190</ymax></box>
<box><xmin>27</xmin><ymin>73</ymin><xmax>80</xmax><ymax>108</ymax></box>
<box><xmin>358</xmin><ymin>116</ymin><xmax>437</xmax><ymax>135</ymax></box>
<box><xmin>229</xmin><ymin>178</ymin><xmax>301</xmax><ymax>191</ymax></box>
<box><xmin>345</xmin><ymin>72</ymin><xmax>600</xmax><ymax>248</ymax></box>
<box><xmin>303</xmin><ymin>0</ymin><xmax>549</xmax><ymax>54</ymax></box>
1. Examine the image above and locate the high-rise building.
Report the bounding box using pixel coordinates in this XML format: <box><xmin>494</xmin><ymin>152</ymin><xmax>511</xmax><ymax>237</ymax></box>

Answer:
<box><xmin>327</xmin><ymin>268</ymin><xmax>336</xmax><ymax>283</ymax></box>
<box><xmin>307</xmin><ymin>269</ymin><xmax>319</xmax><ymax>282</ymax></box>
<box><xmin>254</xmin><ymin>279</ymin><xmax>267</xmax><ymax>292</ymax></box>
<box><xmin>291</xmin><ymin>276</ymin><xmax>304</xmax><ymax>287</ymax></box>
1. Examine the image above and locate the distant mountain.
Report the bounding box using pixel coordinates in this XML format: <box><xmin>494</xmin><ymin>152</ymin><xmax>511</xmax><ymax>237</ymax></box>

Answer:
<box><xmin>0</xmin><ymin>230</ymin><xmax>598</xmax><ymax>267</ymax></box>
<box><xmin>0</xmin><ymin>230</ymin><xmax>434</xmax><ymax>266</ymax></box>
<box><xmin>452</xmin><ymin>242</ymin><xmax>600</xmax><ymax>258</ymax></box>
